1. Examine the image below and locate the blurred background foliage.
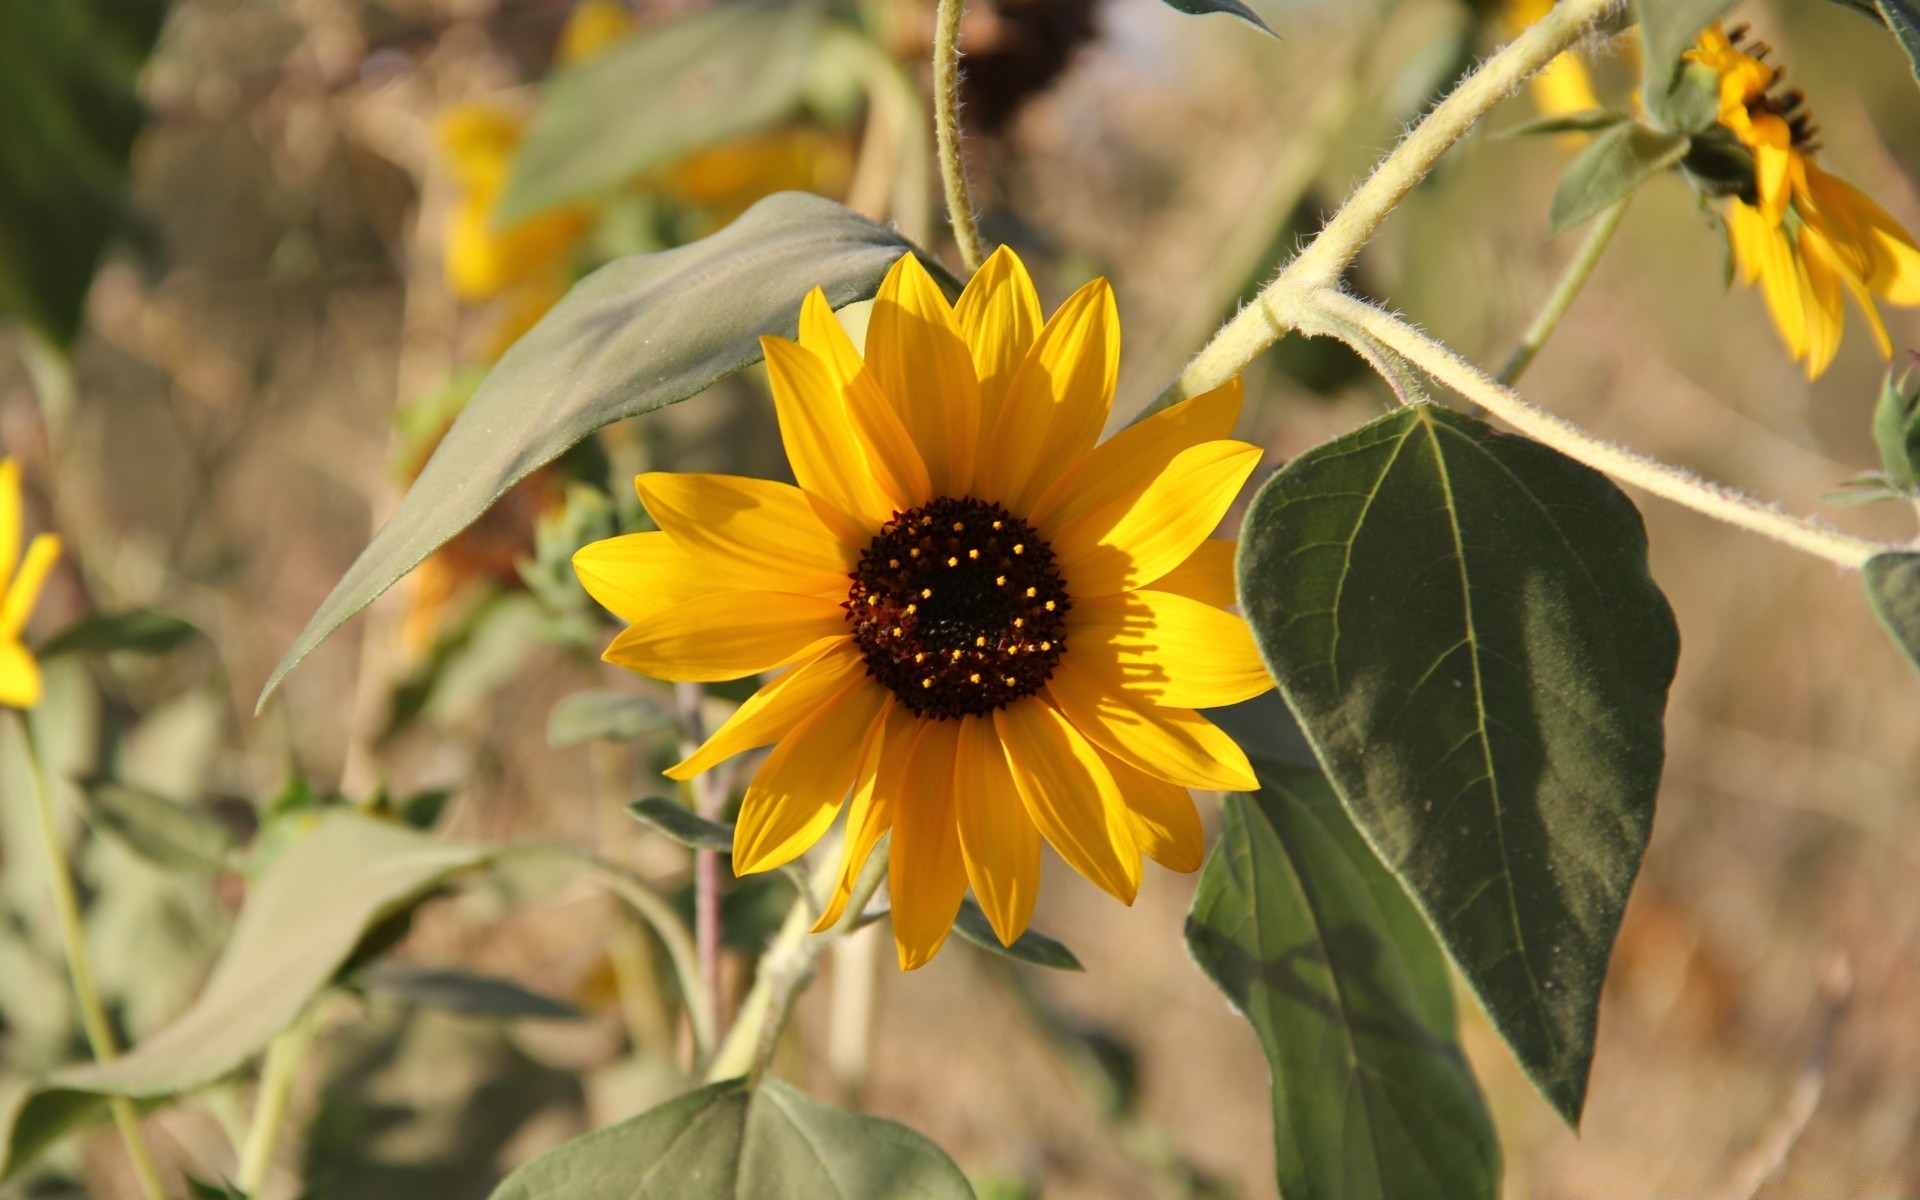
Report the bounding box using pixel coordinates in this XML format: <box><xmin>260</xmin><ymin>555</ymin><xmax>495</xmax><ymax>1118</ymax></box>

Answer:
<box><xmin>0</xmin><ymin>0</ymin><xmax>1918</xmax><ymax>1195</ymax></box>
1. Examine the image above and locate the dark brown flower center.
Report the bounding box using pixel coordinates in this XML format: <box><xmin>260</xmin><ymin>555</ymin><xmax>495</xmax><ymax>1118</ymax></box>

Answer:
<box><xmin>845</xmin><ymin>497</ymin><xmax>1069</xmax><ymax>718</ymax></box>
<box><xmin>1727</xmin><ymin>25</ymin><xmax>1821</xmax><ymax>152</ymax></box>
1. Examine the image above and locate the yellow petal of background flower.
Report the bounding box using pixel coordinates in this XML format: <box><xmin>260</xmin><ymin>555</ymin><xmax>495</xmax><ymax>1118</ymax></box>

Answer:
<box><xmin>1102</xmin><ymin>752</ymin><xmax>1204</xmax><ymax>873</ymax></box>
<box><xmin>1028</xmin><ymin>377</ymin><xmax>1242</xmax><ymax>532</ymax></box>
<box><xmin>0</xmin><ymin>640</ymin><xmax>42</xmax><ymax>710</ymax></box>
<box><xmin>813</xmin><ymin>701</ymin><xmax>912</xmax><ymax>933</ymax></box>
<box><xmin>667</xmin><ymin>641</ymin><xmax>867</xmax><ymax>779</ymax></box>
<box><xmin>888</xmin><ymin>717</ymin><xmax>970</xmax><ymax>970</ymax></box>
<box><xmin>1045</xmin><ymin>658</ymin><xmax>1257</xmax><ymax>792</ymax></box>
<box><xmin>0</xmin><ymin>534</ymin><xmax>61</xmax><ymax>641</ymax></box>
<box><xmin>635</xmin><ymin>472</ymin><xmax>857</xmax><ymax>586</ymax></box>
<box><xmin>866</xmin><ymin>254</ymin><xmax>979</xmax><ymax>495</ymax></box>
<box><xmin>954</xmin><ymin>246</ymin><xmax>1042</xmax><ymax>451</ymax></box>
<box><xmin>761</xmin><ymin>334</ymin><xmax>897</xmax><ymax>529</ymax></box>
<box><xmin>1150</xmin><ymin>539</ymin><xmax>1238</xmax><ymax>608</ymax></box>
<box><xmin>977</xmin><ymin>277</ymin><xmax>1120</xmax><ymax>510</ymax></box>
<box><xmin>0</xmin><ymin>458</ymin><xmax>20</xmax><ymax>592</ymax></box>
<box><xmin>603</xmin><ymin>591</ymin><xmax>846</xmax><ymax>682</ymax></box>
<box><xmin>1068</xmin><ymin>589</ymin><xmax>1272</xmax><ymax>709</ymax></box>
<box><xmin>797</xmin><ymin>287</ymin><xmax>931</xmax><ymax>509</ymax></box>
<box><xmin>732</xmin><ymin>674</ymin><xmax>887</xmax><ymax>875</ymax></box>
<box><xmin>995</xmin><ymin>697</ymin><xmax>1141</xmax><ymax>904</ymax></box>
<box><xmin>572</xmin><ymin>530</ymin><xmax>795</xmax><ymax>624</ymax></box>
<box><xmin>1796</xmin><ymin>226</ymin><xmax>1846</xmax><ymax>379</ymax></box>
<box><xmin>952</xmin><ymin>713</ymin><xmax>1041</xmax><ymax>946</ymax></box>
<box><xmin>1053</xmin><ymin>441</ymin><xmax>1261</xmax><ymax>597</ymax></box>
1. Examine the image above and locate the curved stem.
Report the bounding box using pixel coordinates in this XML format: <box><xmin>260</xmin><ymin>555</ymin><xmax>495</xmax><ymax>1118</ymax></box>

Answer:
<box><xmin>235</xmin><ymin>1004</ymin><xmax>320</xmax><ymax>1195</ymax></box>
<box><xmin>932</xmin><ymin>0</ymin><xmax>985</xmax><ymax>273</ymax></box>
<box><xmin>1500</xmin><ymin>194</ymin><xmax>1631</xmax><ymax>386</ymax></box>
<box><xmin>1170</xmin><ymin>0</ymin><xmax>1619</xmax><ymax>404</ymax></box>
<box><xmin>674</xmin><ymin>683</ymin><xmax>727</xmax><ymax>1051</ymax></box>
<box><xmin>1313</xmin><ymin>289</ymin><xmax>1895</xmax><ymax>569</ymax></box>
<box><xmin>15</xmin><ymin>713</ymin><xmax>169</xmax><ymax>1200</ymax></box>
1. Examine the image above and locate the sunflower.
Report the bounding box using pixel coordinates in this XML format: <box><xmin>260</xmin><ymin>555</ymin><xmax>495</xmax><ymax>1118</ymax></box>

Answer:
<box><xmin>573</xmin><ymin>248</ymin><xmax>1273</xmax><ymax>968</ymax></box>
<box><xmin>0</xmin><ymin>459</ymin><xmax>62</xmax><ymax>710</ymax></box>
<box><xmin>1687</xmin><ymin>23</ymin><xmax>1920</xmax><ymax>378</ymax></box>
<box><xmin>1505</xmin><ymin>0</ymin><xmax>1602</xmax><ymax>119</ymax></box>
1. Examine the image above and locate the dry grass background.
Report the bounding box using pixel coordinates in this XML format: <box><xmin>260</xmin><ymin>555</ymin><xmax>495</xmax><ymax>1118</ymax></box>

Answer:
<box><xmin>4</xmin><ymin>0</ymin><xmax>1920</xmax><ymax>1195</ymax></box>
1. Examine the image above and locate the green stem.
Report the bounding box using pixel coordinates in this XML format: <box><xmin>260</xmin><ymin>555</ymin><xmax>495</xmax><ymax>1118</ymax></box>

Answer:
<box><xmin>235</xmin><ymin>1005</ymin><xmax>320</xmax><ymax>1195</ymax></box>
<box><xmin>15</xmin><ymin>713</ymin><xmax>169</xmax><ymax>1200</ymax></box>
<box><xmin>932</xmin><ymin>0</ymin><xmax>985</xmax><ymax>273</ymax></box>
<box><xmin>1499</xmin><ymin>194</ymin><xmax>1631</xmax><ymax>386</ymax></box>
<box><xmin>1168</xmin><ymin>0</ymin><xmax>1618</xmax><ymax>405</ymax></box>
<box><xmin>1311</xmin><ymin>289</ymin><xmax>1896</xmax><ymax>569</ymax></box>
<box><xmin>705</xmin><ymin>840</ymin><xmax>891</xmax><ymax>1086</ymax></box>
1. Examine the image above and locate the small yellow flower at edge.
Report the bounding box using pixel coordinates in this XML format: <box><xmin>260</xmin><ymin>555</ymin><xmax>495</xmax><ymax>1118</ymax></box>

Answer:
<box><xmin>0</xmin><ymin>460</ymin><xmax>62</xmax><ymax>710</ymax></box>
<box><xmin>572</xmin><ymin>248</ymin><xmax>1275</xmax><ymax>970</ymax></box>
<box><xmin>1688</xmin><ymin>23</ymin><xmax>1920</xmax><ymax>378</ymax></box>
<box><xmin>1505</xmin><ymin>0</ymin><xmax>1603</xmax><ymax>119</ymax></box>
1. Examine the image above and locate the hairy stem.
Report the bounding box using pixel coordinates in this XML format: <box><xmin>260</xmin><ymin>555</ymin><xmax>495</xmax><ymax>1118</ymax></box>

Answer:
<box><xmin>933</xmin><ymin>0</ymin><xmax>985</xmax><ymax>273</ymax></box>
<box><xmin>16</xmin><ymin>713</ymin><xmax>169</xmax><ymax>1200</ymax></box>
<box><xmin>1314</xmin><ymin>289</ymin><xmax>1894</xmax><ymax>569</ymax></box>
<box><xmin>1500</xmin><ymin>194</ymin><xmax>1631</xmax><ymax>385</ymax></box>
<box><xmin>1170</xmin><ymin>0</ymin><xmax>1620</xmax><ymax>403</ymax></box>
<box><xmin>675</xmin><ymin>683</ymin><xmax>728</xmax><ymax>1051</ymax></box>
<box><xmin>236</xmin><ymin>1004</ymin><xmax>320</xmax><ymax>1195</ymax></box>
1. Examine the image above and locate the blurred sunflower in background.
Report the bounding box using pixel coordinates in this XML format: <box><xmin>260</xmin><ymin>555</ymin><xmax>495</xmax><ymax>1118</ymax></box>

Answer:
<box><xmin>0</xmin><ymin>460</ymin><xmax>61</xmax><ymax>710</ymax></box>
<box><xmin>1503</xmin><ymin>0</ymin><xmax>1601</xmax><ymax>117</ymax></box>
<box><xmin>573</xmin><ymin>248</ymin><xmax>1274</xmax><ymax>969</ymax></box>
<box><xmin>1688</xmin><ymin>23</ymin><xmax>1920</xmax><ymax>378</ymax></box>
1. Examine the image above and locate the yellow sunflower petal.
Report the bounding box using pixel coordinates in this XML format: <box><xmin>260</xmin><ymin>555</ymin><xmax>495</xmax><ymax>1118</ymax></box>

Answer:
<box><xmin>602</xmin><ymin>591</ymin><xmax>846</xmax><ymax>682</ymax></box>
<box><xmin>952</xmin><ymin>713</ymin><xmax>1041</xmax><ymax>946</ymax></box>
<box><xmin>1029</xmin><ymin>377</ymin><xmax>1242</xmax><ymax>533</ymax></box>
<box><xmin>0</xmin><ymin>534</ymin><xmax>60</xmax><ymax>641</ymax></box>
<box><xmin>888</xmin><ymin>716</ymin><xmax>970</xmax><ymax>970</ymax></box>
<box><xmin>732</xmin><ymin>674</ymin><xmax>887</xmax><ymax>874</ymax></box>
<box><xmin>1053</xmin><ymin>441</ymin><xmax>1262</xmax><ymax>598</ymax></box>
<box><xmin>1804</xmin><ymin>167</ymin><xmax>1920</xmax><ymax>306</ymax></box>
<box><xmin>954</xmin><ymin>245</ymin><xmax>1043</xmax><ymax>449</ymax></box>
<box><xmin>572</xmin><ymin>530</ymin><xmax>788</xmax><ymax>625</ymax></box>
<box><xmin>994</xmin><ymin>696</ymin><xmax>1141</xmax><ymax>904</ymax></box>
<box><xmin>796</xmin><ymin>288</ymin><xmax>932</xmax><ymax>509</ymax></box>
<box><xmin>635</xmin><ymin>472</ymin><xmax>857</xmax><ymax>585</ymax></box>
<box><xmin>1796</xmin><ymin>225</ymin><xmax>1846</xmax><ymax>379</ymax></box>
<box><xmin>813</xmin><ymin>700</ymin><xmax>912</xmax><ymax>932</ymax></box>
<box><xmin>0</xmin><ymin>458</ymin><xmax>20</xmax><ymax>592</ymax></box>
<box><xmin>1150</xmin><ymin>539</ymin><xmax>1238</xmax><ymax>608</ymax></box>
<box><xmin>1101</xmin><ymin>751</ymin><xmax>1204</xmax><ymax>873</ymax></box>
<box><xmin>666</xmin><ymin>640</ymin><xmax>867</xmax><ymax>780</ymax></box>
<box><xmin>978</xmin><ymin>277</ymin><xmax>1121</xmax><ymax>510</ymax></box>
<box><xmin>1068</xmin><ymin>589</ymin><xmax>1272</xmax><ymax>709</ymax></box>
<box><xmin>761</xmin><ymin>334</ymin><xmax>896</xmax><ymax>529</ymax></box>
<box><xmin>1044</xmin><ymin>657</ymin><xmax>1257</xmax><ymax>792</ymax></box>
<box><xmin>866</xmin><ymin>254</ymin><xmax>979</xmax><ymax>495</ymax></box>
<box><xmin>0</xmin><ymin>640</ymin><xmax>42</xmax><ymax>710</ymax></box>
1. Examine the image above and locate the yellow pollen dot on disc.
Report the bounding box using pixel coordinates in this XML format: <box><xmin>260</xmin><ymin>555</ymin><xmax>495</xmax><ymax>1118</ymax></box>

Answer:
<box><xmin>1024</xmin><ymin>586</ymin><xmax>1036</xmax><ymax>598</ymax></box>
<box><xmin>905</xmin><ymin>603</ymin><xmax>917</xmax><ymax>615</ymax></box>
<box><xmin>969</xmin><ymin>673</ymin><xmax>981</xmax><ymax>684</ymax></box>
<box><xmin>909</xmin><ymin>548</ymin><xmax>920</xmax><ymax>558</ymax></box>
<box><xmin>888</xmin><ymin>558</ymin><xmax>900</xmax><ymax>569</ymax></box>
<box><xmin>968</xmin><ymin>548</ymin><xmax>980</xmax><ymax>560</ymax></box>
<box><xmin>1013</xmin><ymin>618</ymin><xmax>1025</xmax><ymax>628</ymax></box>
<box><xmin>1044</xmin><ymin>600</ymin><xmax>1056</xmax><ymax>612</ymax></box>
<box><xmin>914</xmin><ymin>652</ymin><xmax>926</xmax><ymax>663</ymax></box>
<box><xmin>996</xmin><ymin>575</ymin><xmax>1007</xmax><ymax>586</ymax></box>
<box><xmin>1040</xmin><ymin>641</ymin><xmax>1052</xmax><ymax>651</ymax></box>
<box><xmin>920</xmin><ymin>588</ymin><xmax>932</xmax><ymax>599</ymax></box>
<box><xmin>951</xmin><ymin>649</ymin><xmax>963</xmax><ymax>661</ymax></box>
<box><xmin>1003</xmin><ymin>676</ymin><xmax>1017</xmax><ymax>687</ymax></box>
<box><xmin>951</xmin><ymin>521</ymin><xmax>965</xmax><ymax>532</ymax></box>
<box><xmin>946</xmin><ymin>556</ymin><xmax>959</xmax><ymax>567</ymax></box>
<box><xmin>1013</xmin><ymin>544</ymin><xmax>1025</xmax><ymax>555</ymax></box>
<box><xmin>891</xmin><ymin>626</ymin><xmax>903</xmax><ymax>638</ymax></box>
<box><xmin>866</xmin><ymin>595</ymin><xmax>878</xmax><ymax>605</ymax></box>
<box><xmin>992</xmin><ymin>520</ymin><xmax>1003</xmax><ymax>530</ymax></box>
<box><xmin>975</xmin><ymin>636</ymin><xmax>987</xmax><ymax>647</ymax></box>
<box><xmin>922</xmin><ymin>678</ymin><xmax>933</xmax><ymax>689</ymax></box>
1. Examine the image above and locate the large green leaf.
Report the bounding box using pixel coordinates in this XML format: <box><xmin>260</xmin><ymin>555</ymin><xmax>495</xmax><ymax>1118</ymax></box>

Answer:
<box><xmin>1236</xmin><ymin>403</ymin><xmax>1678</xmax><ymax>1124</ymax></box>
<box><xmin>498</xmin><ymin>0</ymin><xmax>825</xmax><ymax>222</ymax></box>
<box><xmin>1637</xmin><ymin>0</ymin><xmax>1738</xmax><ymax>127</ymax></box>
<box><xmin>0</xmin><ymin>0</ymin><xmax>166</xmax><ymax>347</ymax></box>
<box><xmin>487</xmin><ymin>1078</ymin><xmax>976</xmax><ymax>1199</ymax></box>
<box><xmin>259</xmin><ymin>194</ymin><xmax>940</xmax><ymax>707</ymax></box>
<box><xmin>1187</xmin><ymin>761</ymin><xmax>1499</xmax><ymax>1199</ymax></box>
<box><xmin>1865</xmin><ymin>552</ymin><xmax>1920</xmax><ymax>672</ymax></box>
<box><xmin>1548</xmin><ymin>122</ymin><xmax>1689</xmax><ymax>236</ymax></box>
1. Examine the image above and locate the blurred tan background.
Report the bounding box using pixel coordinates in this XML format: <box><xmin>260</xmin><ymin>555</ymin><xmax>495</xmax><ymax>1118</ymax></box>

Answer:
<box><xmin>4</xmin><ymin>0</ymin><xmax>1920</xmax><ymax>1196</ymax></box>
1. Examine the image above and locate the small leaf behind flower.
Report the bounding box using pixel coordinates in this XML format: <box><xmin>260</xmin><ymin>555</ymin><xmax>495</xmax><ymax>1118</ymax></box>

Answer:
<box><xmin>629</xmin><ymin>796</ymin><xmax>734</xmax><ymax>854</ymax></box>
<box><xmin>952</xmin><ymin>900</ymin><xmax>1084</xmax><ymax>971</ymax></box>
<box><xmin>78</xmin><ymin>778</ymin><xmax>236</xmax><ymax>875</ymax></box>
<box><xmin>1499</xmin><ymin>109</ymin><xmax>1630</xmax><ymax>139</ymax></box>
<box><xmin>1157</xmin><ymin>0</ymin><xmax>1277</xmax><ymax>36</ymax></box>
<box><xmin>1638</xmin><ymin>0</ymin><xmax>1739</xmax><ymax>127</ymax></box>
<box><xmin>1865</xmin><ymin>552</ymin><xmax>1920</xmax><ymax>674</ymax></box>
<box><xmin>355</xmin><ymin>964</ymin><xmax>585</xmax><ymax>1022</ymax></box>
<box><xmin>39</xmin><ymin>610</ymin><xmax>200</xmax><ymax>659</ymax></box>
<box><xmin>1549</xmin><ymin>123</ymin><xmax>1690</xmax><ymax>236</ymax></box>
<box><xmin>549</xmin><ymin>690</ymin><xmax>675</xmax><ymax>746</ymax></box>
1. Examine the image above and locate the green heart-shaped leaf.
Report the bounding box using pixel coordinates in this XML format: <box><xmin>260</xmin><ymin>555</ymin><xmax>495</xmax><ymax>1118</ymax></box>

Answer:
<box><xmin>1237</xmin><ymin>404</ymin><xmax>1679</xmax><ymax>1124</ymax></box>
<box><xmin>1865</xmin><ymin>552</ymin><xmax>1920</xmax><ymax>672</ymax></box>
<box><xmin>1548</xmin><ymin>122</ymin><xmax>1689</xmax><ymax>236</ymax></box>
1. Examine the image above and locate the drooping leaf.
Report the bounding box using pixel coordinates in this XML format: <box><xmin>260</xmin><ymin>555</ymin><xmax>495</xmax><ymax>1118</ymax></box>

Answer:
<box><xmin>549</xmin><ymin>690</ymin><xmax>674</xmax><ymax>747</ymax></box>
<box><xmin>259</xmin><ymin>194</ymin><xmax>945</xmax><ymax>708</ymax></box>
<box><xmin>628</xmin><ymin>796</ymin><xmax>735</xmax><ymax>855</ymax></box>
<box><xmin>487</xmin><ymin>1078</ymin><xmax>976</xmax><ymax>1199</ymax></box>
<box><xmin>1498</xmin><ymin>109</ymin><xmax>1630</xmax><ymax>139</ymax></box>
<box><xmin>355</xmin><ymin>964</ymin><xmax>585</xmax><ymax>1022</ymax></box>
<box><xmin>1548</xmin><ymin>122</ymin><xmax>1689</xmax><ymax>236</ymax></box>
<box><xmin>498</xmin><ymin>0</ymin><xmax>826</xmax><ymax>222</ymax></box>
<box><xmin>0</xmin><ymin>1082</ymin><xmax>108</xmax><ymax>1185</ymax></box>
<box><xmin>1156</xmin><ymin>0</ymin><xmax>1277</xmax><ymax>36</ymax></box>
<box><xmin>0</xmin><ymin>0</ymin><xmax>167</xmax><ymax>347</ymax></box>
<box><xmin>1865</xmin><ymin>552</ymin><xmax>1920</xmax><ymax>673</ymax></box>
<box><xmin>1882</xmin><ymin>0</ymin><xmax>1920</xmax><ymax>84</ymax></box>
<box><xmin>38</xmin><ymin>610</ymin><xmax>200</xmax><ymax>658</ymax></box>
<box><xmin>1873</xmin><ymin>357</ymin><xmax>1920</xmax><ymax>488</ymax></box>
<box><xmin>952</xmin><ymin>900</ymin><xmax>1084</xmax><ymax>971</ymax></box>
<box><xmin>1187</xmin><ymin>760</ymin><xmax>1500</xmax><ymax>1199</ymax></box>
<box><xmin>77</xmin><ymin>777</ymin><xmax>235</xmax><ymax>874</ymax></box>
<box><xmin>1637</xmin><ymin>0</ymin><xmax>1738</xmax><ymax>126</ymax></box>
<box><xmin>1236</xmin><ymin>403</ymin><xmax>1679</xmax><ymax>1124</ymax></box>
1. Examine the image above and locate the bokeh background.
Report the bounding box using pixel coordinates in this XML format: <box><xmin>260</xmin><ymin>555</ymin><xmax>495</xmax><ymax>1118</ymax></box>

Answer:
<box><xmin>3</xmin><ymin>0</ymin><xmax>1920</xmax><ymax>1196</ymax></box>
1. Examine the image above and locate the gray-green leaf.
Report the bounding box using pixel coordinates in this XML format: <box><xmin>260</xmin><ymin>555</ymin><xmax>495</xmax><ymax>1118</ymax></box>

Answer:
<box><xmin>549</xmin><ymin>690</ymin><xmax>675</xmax><ymax>746</ymax></box>
<box><xmin>1637</xmin><ymin>0</ymin><xmax>1738</xmax><ymax>127</ymax></box>
<box><xmin>499</xmin><ymin>1</ymin><xmax>826</xmax><ymax>223</ymax></box>
<box><xmin>77</xmin><ymin>777</ymin><xmax>236</xmax><ymax>875</ymax></box>
<box><xmin>487</xmin><ymin>1078</ymin><xmax>976</xmax><ymax>1199</ymax></box>
<box><xmin>952</xmin><ymin>899</ymin><xmax>1084</xmax><ymax>971</ymax></box>
<box><xmin>1186</xmin><ymin>761</ymin><xmax>1500</xmax><ymax>1199</ymax></box>
<box><xmin>1236</xmin><ymin>404</ymin><xmax>1679</xmax><ymax>1124</ymax></box>
<box><xmin>1873</xmin><ymin>358</ymin><xmax>1920</xmax><ymax>487</ymax></box>
<box><xmin>259</xmin><ymin>194</ymin><xmax>943</xmax><ymax>709</ymax></box>
<box><xmin>1157</xmin><ymin>0</ymin><xmax>1277</xmax><ymax>36</ymax></box>
<box><xmin>628</xmin><ymin>796</ymin><xmax>735</xmax><ymax>855</ymax></box>
<box><xmin>1548</xmin><ymin>123</ymin><xmax>1689</xmax><ymax>236</ymax></box>
<box><xmin>356</xmin><ymin>964</ymin><xmax>585</xmax><ymax>1022</ymax></box>
<box><xmin>38</xmin><ymin>610</ymin><xmax>199</xmax><ymax>659</ymax></box>
<box><xmin>1865</xmin><ymin>552</ymin><xmax>1920</xmax><ymax>673</ymax></box>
